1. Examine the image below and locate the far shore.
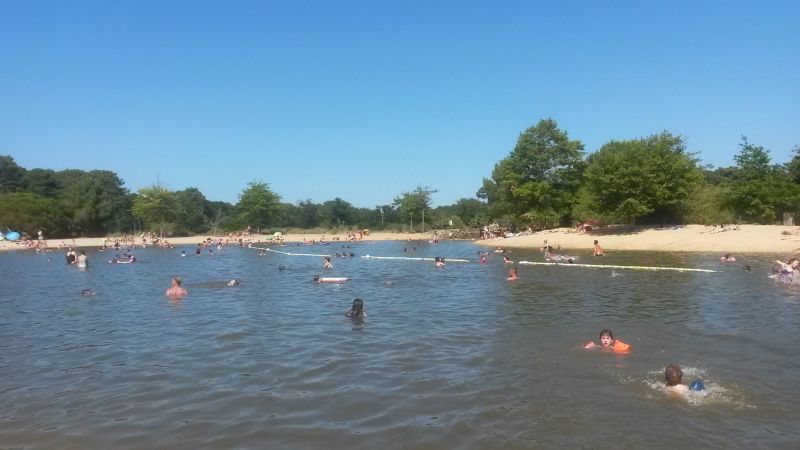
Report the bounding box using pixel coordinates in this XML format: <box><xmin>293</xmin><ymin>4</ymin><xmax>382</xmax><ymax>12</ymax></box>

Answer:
<box><xmin>4</xmin><ymin>225</ymin><xmax>800</xmax><ymax>255</ymax></box>
<box><xmin>0</xmin><ymin>231</ymin><xmax>436</xmax><ymax>252</ymax></box>
<box><xmin>476</xmin><ymin>224</ymin><xmax>800</xmax><ymax>254</ymax></box>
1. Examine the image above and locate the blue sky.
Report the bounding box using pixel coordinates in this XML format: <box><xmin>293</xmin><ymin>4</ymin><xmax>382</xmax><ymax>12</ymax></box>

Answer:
<box><xmin>2</xmin><ymin>1</ymin><xmax>798</xmax><ymax>207</ymax></box>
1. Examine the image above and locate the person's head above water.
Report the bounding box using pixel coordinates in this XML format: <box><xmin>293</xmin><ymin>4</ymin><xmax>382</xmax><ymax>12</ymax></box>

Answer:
<box><xmin>665</xmin><ymin>364</ymin><xmax>683</xmax><ymax>386</ymax></box>
<box><xmin>346</xmin><ymin>298</ymin><xmax>365</xmax><ymax>319</ymax></box>
<box><xmin>172</xmin><ymin>276</ymin><xmax>182</xmax><ymax>286</ymax></box>
<box><xmin>599</xmin><ymin>329</ymin><xmax>614</xmax><ymax>347</ymax></box>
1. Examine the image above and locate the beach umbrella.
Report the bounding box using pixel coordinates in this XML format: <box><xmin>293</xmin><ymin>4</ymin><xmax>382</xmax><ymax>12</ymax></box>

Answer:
<box><xmin>5</xmin><ymin>231</ymin><xmax>21</xmax><ymax>241</ymax></box>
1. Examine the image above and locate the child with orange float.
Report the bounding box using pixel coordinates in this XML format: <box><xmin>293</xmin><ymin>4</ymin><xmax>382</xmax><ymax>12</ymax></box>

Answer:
<box><xmin>583</xmin><ymin>329</ymin><xmax>630</xmax><ymax>352</ymax></box>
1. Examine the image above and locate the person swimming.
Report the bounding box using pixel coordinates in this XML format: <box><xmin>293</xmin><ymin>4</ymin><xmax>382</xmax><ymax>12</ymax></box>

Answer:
<box><xmin>507</xmin><ymin>266</ymin><xmax>518</xmax><ymax>281</ymax></box>
<box><xmin>720</xmin><ymin>254</ymin><xmax>736</xmax><ymax>263</ymax></box>
<box><xmin>664</xmin><ymin>364</ymin><xmax>689</xmax><ymax>396</ymax></box>
<box><xmin>345</xmin><ymin>298</ymin><xmax>366</xmax><ymax>320</ymax></box>
<box><xmin>323</xmin><ymin>256</ymin><xmax>333</xmax><ymax>269</ymax></box>
<box><xmin>593</xmin><ymin>240</ymin><xmax>604</xmax><ymax>256</ymax></box>
<box><xmin>81</xmin><ymin>289</ymin><xmax>96</xmax><ymax>296</ymax></box>
<box><xmin>227</xmin><ymin>279</ymin><xmax>239</xmax><ymax>287</ymax></box>
<box><xmin>583</xmin><ymin>329</ymin><xmax>630</xmax><ymax>352</ymax></box>
<box><xmin>435</xmin><ymin>257</ymin><xmax>445</xmax><ymax>267</ymax></box>
<box><xmin>165</xmin><ymin>276</ymin><xmax>188</xmax><ymax>299</ymax></box>
<box><xmin>503</xmin><ymin>255</ymin><xmax>512</xmax><ymax>264</ymax></box>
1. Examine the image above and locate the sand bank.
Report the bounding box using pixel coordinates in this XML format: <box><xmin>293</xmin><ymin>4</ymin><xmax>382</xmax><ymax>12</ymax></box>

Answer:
<box><xmin>476</xmin><ymin>224</ymin><xmax>800</xmax><ymax>254</ymax></box>
<box><xmin>0</xmin><ymin>231</ymin><xmax>436</xmax><ymax>252</ymax></box>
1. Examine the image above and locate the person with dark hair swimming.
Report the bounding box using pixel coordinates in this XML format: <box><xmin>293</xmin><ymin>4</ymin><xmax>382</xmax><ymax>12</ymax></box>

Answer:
<box><xmin>583</xmin><ymin>329</ymin><xmax>630</xmax><ymax>352</ymax></box>
<box><xmin>345</xmin><ymin>298</ymin><xmax>366</xmax><ymax>320</ymax></box>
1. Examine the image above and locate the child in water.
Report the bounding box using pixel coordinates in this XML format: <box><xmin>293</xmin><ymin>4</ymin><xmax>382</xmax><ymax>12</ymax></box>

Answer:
<box><xmin>664</xmin><ymin>364</ymin><xmax>689</xmax><ymax>396</ymax></box>
<box><xmin>345</xmin><ymin>298</ymin><xmax>366</xmax><ymax>320</ymax></box>
<box><xmin>323</xmin><ymin>256</ymin><xmax>333</xmax><ymax>269</ymax></box>
<box><xmin>435</xmin><ymin>257</ymin><xmax>445</xmax><ymax>267</ymax></box>
<box><xmin>507</xmin><ymin>266</ymin><xmax>518</xmax><ymax>281</ymax></box>
<box><xmin>583</xmin><ymin>329</ymin><xmax>630</xmax><ymax>352</ymax></box>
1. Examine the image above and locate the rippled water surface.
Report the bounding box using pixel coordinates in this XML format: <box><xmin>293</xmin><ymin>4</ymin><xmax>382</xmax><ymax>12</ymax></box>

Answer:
<box><xmin>1</xmin><ymin>241</ymin><xmax>799</xmax><ymax>449</ymax></box>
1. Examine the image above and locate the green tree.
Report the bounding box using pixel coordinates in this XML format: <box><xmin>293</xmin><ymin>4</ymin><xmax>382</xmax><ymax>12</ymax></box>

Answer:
<box><xmin>0</xmin><ymin>155</ymin><xmax>26</xmax><ymax>193</ymax></box>
<box><xmin>321</xmin><ymin>198</ymin><xmax>355</xmax><ymax>227</ymax></box>
<box><xmin>787</xmin><ymin>145</ymin><xmax>800</xmax><ymax>183</ymax></box>
<box><xmin>583</xmin><ymin>132</ymin><xmax>702</xmax><ymax>224</ymax></box>
<box><xmin>433</xmin><ymin>198</ymin><xmax>488</xmax><ymax>228</ymax></box>
<box><xmin>0</xmin><ymin>193</ymin><xmax>66</xmax><ymax>237</ymax></box>
<box><xmin>394</xmin><ymin>186</ymin><xmax>437</xmax><ymax>231</ymax></box>
<box><xmin>479</xmin><ymin>119</ymin><xmax>584</xmax><ymax>228</ymax></box>
<box><xmin>727</xmin><ymin>137</ymin><xmax>800</xmax><ymax>223</ymax></box>
<box><xmin>174</xmin><ymin>187</ymin><xmax>208</xmax><ymax>235</ymax></box>
<box><xmin>236</xmin><ymin>181</ymin><xmax>282</xmax><ymax>232</ymax></box>
<box><xmin>132</xmin><ymin>186</ymin><xmax>178</xmax><ymax>237</ymax></box>
<box><xmin>55</xmin><ymin>170</ymin><xmax>130</xmax><ymax>235</ymax></box>
<box><xmin>21</xmin><ymin>168</ymin><xmax>58</xmax><ymax>197</ymax></box>
<box><xmin>297</xmin><ymin>199</ymin><xmax>321</xmax><ymax>228</ymax></box>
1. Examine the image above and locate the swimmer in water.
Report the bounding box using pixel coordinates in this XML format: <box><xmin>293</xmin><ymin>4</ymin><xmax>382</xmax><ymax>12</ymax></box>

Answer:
<box><xmin>593</xmin><ymin>240</ymin><xmax>604</xmax><ymax>256</ymax></box>
<box><xmin>345</xmin><ymin>298</ymin><xmax>366</xmax><ymax>320</ymax></box>
<box><xmin>720</xmin><ymin>254</ymin><xmax>736</xmax><ymax>263</ymax></box>
<box><xmin>227</xmin><ymin>279</ymin><xmax>239</xmax><ymax>287</ymax></box>
<box><xmin>664</xmin><ymin>364</ymin><xmax>689</xmax><ymax>396</ymax></box>
<box><xmin>81</xmin><ymin>289</ymin><xmax>96</xmax><ymax>296</ymax></box>
<box><xmin>435</xmin><ymin>257</ymin><xmax>445</xmax><ymax>267</ymax></box>
<box><xmin>77</xmin><ymin>250</ymin><xmax>88</xmax><ymax>268</ymax></box>
<box><xmin>775</xmin><ymin>258</ymin><xmax>799</xmax><ymax>275</ymax></box>
<box><xmin>583</xmin><ymin>329</ymin><xmax>630</xmax><ymax>352</ymax></box>
<box><xmin>480</xmin><ymin>254</ymin><xmax>487</xmax><ymax>264</ymax></box>
<box><xmin>503</xmin><ymin>255</ymin><xmax>512</xmax><ymax>264</ymax></box>
<box><xmin>181</xmin><ymin>250</ymin><xmax>186</xmax><ymax>257</ymax></box>
<box><xmin>507</xmin><ymin>266</ymin><xmax>518</xmax><ymax>281</ymax></box>
<box><xmin>165</xmin><ymin>276</ymin><xmax>188</xmax><ymax>299</ymax></box>
<box><xmin>323</xmin><ymin>256</ymin><xmax>333</xmax><ymax>269</ymax></box>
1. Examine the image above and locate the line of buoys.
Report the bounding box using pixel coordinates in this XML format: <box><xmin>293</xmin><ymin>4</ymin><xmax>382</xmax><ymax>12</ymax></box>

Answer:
<box><xmin>362</xmin><ymin>255</ymin><xmax>470</xmax><ymax>263</ymax></box>
<box><xmin>517</xmin><ymin>261</ymin><xmax>717</xmax><ymax>273</ymax></box>
<box><xmin>252</xmin><ymin>247</ymin><xmax>331</xmax><ymax>258</ymax></box>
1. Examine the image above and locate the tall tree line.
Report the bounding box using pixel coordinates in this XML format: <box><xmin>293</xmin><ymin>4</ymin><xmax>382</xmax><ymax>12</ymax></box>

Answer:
<box><xmin>2</xmin><ymin>122</ymin><xmax>797</xmax><ymax>238</ymax></box>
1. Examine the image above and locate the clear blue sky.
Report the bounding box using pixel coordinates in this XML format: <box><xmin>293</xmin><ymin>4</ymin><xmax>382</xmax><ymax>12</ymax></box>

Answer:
<box><xmin>2</xmin><ymin>1</ymin><xmax>798</xmax><ymax>207</ymax></box>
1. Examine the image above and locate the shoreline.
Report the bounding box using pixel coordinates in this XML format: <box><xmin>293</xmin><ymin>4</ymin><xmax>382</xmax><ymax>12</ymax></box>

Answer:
<box><xmin>475</xmin><ymin>224</ymin><xmax>800</xmax><ymax>254</ymax></box>
<box><xmin>4</xmin><ymin>225</ymin><xmax>800</xmax><ymax>254</ymax></box>
<box><xmin>0</xmin><ymin>231</ymin><xmax>437</xmax><ymax>252</ymax></box>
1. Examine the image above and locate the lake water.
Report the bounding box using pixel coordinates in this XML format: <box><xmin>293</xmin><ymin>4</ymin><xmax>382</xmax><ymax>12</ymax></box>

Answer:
<box><xmin>1</xmin><ymin>241</ymin><xmax>799</xmax><ymax>449</ymax></box>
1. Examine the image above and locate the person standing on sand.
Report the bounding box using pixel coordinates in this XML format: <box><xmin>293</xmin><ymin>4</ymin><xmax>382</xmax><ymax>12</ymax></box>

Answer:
<box><xmin>166</xmin><ymin>277</ymin><xmax>188</xmax><ymax>299</ymax></box>
<box><xmin>593</xmin><ymin>240</ymin><xmax>604</xmax><ymax>256</ymax></box>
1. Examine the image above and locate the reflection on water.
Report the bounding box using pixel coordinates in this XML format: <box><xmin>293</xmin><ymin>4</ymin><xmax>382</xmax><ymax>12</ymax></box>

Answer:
<box><xmin>1</xmin><ymin>242</ymin><xmax>800</xmax><ymax>448</ymax></box>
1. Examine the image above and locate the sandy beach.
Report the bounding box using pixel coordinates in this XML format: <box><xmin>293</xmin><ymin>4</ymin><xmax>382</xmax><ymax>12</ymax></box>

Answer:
<box><xmin>0</xmin><ymin>231</ymin><xmax>436</xmax><ymax>252</ymax></box>
<box><xmin>4</xmin><ymin>225</ymin><xmax>800</xmax><ymax>254</ymax></box>
<box><xmin>475</xmin><ymin>224</ymin><xmax>800</xmax><ymax>254</ymax></box>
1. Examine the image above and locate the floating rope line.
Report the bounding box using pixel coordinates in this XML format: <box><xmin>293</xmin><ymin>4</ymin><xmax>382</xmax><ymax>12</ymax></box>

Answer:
<box><xmin>251</xmin><ymin>246</ymin><xmax>331</xmax><ymax>258</ymax></box>
<box><xmin>362</xmin><ymin>255</ymin><xmax>470</xmax><ymax>263</ymax></box>
<box><xmin>517</xmin><ymin>261</ymin><xmax>716</xmax><ymax>273</ymax></box>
